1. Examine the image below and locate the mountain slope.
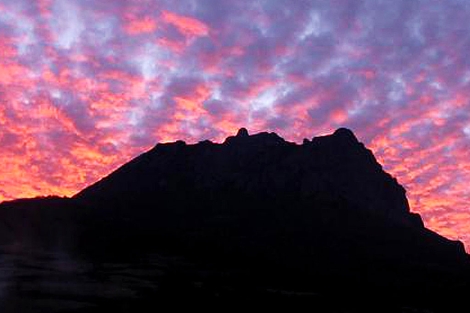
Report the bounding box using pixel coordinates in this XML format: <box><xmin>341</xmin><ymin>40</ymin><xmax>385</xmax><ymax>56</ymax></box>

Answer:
<box><xmin>74</xmin><ymin>127</ymin><xmax>466</xmax><ymax>260</ymax></box>
<box><xmin>76</xmin><ymin>128</ymin><xmax>419</xmax><ymax>225</ymax></box>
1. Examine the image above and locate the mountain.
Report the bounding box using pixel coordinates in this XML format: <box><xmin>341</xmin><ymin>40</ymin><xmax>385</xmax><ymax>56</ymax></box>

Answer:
<box><xmin>0</xmin><ymin>128</ymin><xmax>468</xmax><ymax>312</ymax></box>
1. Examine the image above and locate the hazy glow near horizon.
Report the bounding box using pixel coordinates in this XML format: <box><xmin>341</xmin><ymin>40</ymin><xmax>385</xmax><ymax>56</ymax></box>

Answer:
<box><xmin>0</xmin><ymin>0</ymin><xmax>469</xmax><ymax>250</ymax></box>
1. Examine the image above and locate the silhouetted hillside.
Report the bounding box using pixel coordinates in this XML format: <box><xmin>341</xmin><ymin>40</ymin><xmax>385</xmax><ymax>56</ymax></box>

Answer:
<box><xmin>0</xmin><ymin>128</ymin><xmax>468</xmax><ymax>312</ymax></box>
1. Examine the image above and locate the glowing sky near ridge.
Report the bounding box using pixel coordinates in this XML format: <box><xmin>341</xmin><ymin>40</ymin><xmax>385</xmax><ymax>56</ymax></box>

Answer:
<box><xmin>0</xmin><ymin>0</ymin><xmax>469</xmax><ymax>249</ymax></box>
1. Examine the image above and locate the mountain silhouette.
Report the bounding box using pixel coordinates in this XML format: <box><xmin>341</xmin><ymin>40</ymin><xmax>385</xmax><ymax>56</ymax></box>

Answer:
<box><xmin>0</xmin><ymin>128</ymin><xmax>468</xmax><ymax>312</ymax></box>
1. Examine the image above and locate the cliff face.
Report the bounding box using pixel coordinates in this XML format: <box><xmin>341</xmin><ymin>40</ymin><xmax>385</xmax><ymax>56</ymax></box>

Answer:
<box><xmin>0</xmin><ymin>128</ymin><xmax>468</xmax><ymax>310</ymax></box>
<box><xmin>76</xmin><ymin>127</ymin><xmax>419</xmax><ymax>228</ymax></box>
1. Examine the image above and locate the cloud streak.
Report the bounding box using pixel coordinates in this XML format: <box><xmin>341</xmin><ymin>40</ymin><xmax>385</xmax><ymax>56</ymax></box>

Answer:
<box><xmin>0</xmin><ymin>0</ymin><xmax>470</xmax><ymax>249</ymax></box>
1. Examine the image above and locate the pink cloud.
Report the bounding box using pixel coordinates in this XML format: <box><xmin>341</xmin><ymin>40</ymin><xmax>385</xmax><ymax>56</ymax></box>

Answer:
<box><xmin>161</xmin><ymin>10</ymin><xmax>209</xmax><ymax>37</ymax></box>
<box><xmin>124</xmin><ymin>16</ymin><xmax>157</xmax><ymax>35</ymax></box>
<box><xmin>0</xmin><ymin>0</ymin><xmax>469</xmax><ymax>251</ymax></box>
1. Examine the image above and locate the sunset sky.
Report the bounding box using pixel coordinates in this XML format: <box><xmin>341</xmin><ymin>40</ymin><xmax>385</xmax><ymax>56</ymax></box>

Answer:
<box><xmin>0</xmin><ymin>0</ymin><xmax>469</xmax><ymax>249</ymax></box>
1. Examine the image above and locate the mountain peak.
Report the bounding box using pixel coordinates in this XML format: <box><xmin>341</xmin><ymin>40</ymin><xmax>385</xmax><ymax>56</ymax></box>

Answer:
<box><xmin>236</xmin><ymin>127</ymin><xmax>249</xmax><ymax>137</ymax></box>
<box><xmin>333</xmin><ymin>127</ymin><xmax>358</xmax><ymax>142</ymax></box>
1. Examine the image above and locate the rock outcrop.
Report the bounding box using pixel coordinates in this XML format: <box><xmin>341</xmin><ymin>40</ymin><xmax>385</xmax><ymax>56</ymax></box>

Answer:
<box><xmin>76</xmin><ymin>127</ymin><xmax>418</xmax><ymax>228</ymax></box>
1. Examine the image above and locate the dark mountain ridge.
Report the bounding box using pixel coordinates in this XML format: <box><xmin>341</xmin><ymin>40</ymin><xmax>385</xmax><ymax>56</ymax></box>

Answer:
<box><xmin>0</xmin><ymin>128</ymin><xmax>468</xmax><ymax>311</ymax></box>
<box><xmin>77</xmin><ymin>128</ymin><xmax>416</xmax><ymax>224</ymax></box>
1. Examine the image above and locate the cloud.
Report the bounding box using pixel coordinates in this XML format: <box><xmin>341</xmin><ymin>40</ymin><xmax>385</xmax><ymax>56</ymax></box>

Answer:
<box><xmin>161</xmin><ymin>10</ymin><xmax>209</xmax><ymax>37</ymax></box>
<box><xmin>0</xmin><ymin>0</ymin><xmax>470</xmax><ymax>250</ymax></box>
<box><xmin>124</xmin><ymin>16</ymin><xmax>157</xmax><ymax>35</ymax></box>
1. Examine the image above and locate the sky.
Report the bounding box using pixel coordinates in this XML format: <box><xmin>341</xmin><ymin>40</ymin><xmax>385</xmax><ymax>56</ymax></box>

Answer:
<box><xmin>0</xmin><ymin>0</ymin><xmax>469</xmax><ymax>249</ymax></box>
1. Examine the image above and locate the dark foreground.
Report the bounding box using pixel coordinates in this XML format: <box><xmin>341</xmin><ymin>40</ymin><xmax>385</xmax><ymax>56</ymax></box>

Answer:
<box><xmin>0</xmin><ymin>248</ymin><xmax>467</xmax><ymax>312</ymax></box>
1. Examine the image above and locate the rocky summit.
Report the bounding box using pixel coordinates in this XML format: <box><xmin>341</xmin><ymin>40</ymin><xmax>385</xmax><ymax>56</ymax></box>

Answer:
<box><xmin>0</xmin><ymin>128</ymin><xmax>468</xmax><ymax>312</ymax></box>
